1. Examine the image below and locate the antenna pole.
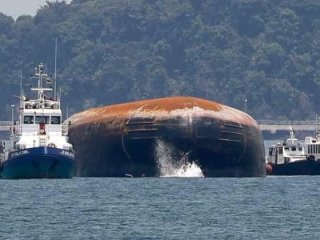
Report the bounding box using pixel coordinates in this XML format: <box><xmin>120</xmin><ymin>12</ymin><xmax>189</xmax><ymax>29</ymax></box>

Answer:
<box><xmin>54</xmin><ymin>37</ymin><xmax>58</xmax><ymax>100</ymax></box>
<box><xmin>20</xmin><ymin>70</ymin><xmax>23</xmax><ymax>129</ymax></box>
<box><xmin>20</xmin><ymin>70</ymin><xmax>23</xmax><ymax>96</ymax></box>
<box><xmin>59</xmin><ymin>87</ymin><xmax>62</xmax><ymax>108</ymax></box>
<box><xmin>20</xmin><ymin>70</ymin><xmax>23</xmax><ymax>103</ymax></box>
<box><xmin>11</xmin><ymin>105</ymin><xmax>15</xmax><ymax>135</ymax></box>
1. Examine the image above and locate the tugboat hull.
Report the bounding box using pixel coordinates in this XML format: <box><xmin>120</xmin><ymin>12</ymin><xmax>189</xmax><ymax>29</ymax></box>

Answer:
<box><xmin>68</xmin><ymin>97</ymin><xmax>265</xmax><ymax>177</ymax></box>
<box><xmin>266</xmin><ymin>158</ymin><xmax>320</xmax><ymax>175</ymax></box>
<box><xmin>1</xmin><ymin>147</ymin><xmax>74</xmax><ymax>179</ymax></box>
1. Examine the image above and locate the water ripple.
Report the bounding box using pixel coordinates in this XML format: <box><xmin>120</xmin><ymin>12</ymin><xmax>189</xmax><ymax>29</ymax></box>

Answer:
<box><xmin>1</xmin><ymin>177</ymin><xmax>320</xmax><ymax>239</ymax></box>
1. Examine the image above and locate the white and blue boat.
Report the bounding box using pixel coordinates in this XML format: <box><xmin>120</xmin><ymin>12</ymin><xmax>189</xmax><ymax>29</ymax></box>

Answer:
<box><xmin>0</xmin><ymin>63</ymin><xmax>74</xmax><ymax>179</ymax></box>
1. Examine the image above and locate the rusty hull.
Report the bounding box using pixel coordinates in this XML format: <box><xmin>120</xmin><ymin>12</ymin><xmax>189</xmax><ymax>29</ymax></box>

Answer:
<box><xmin>68</xmin><ymin>96</ymin><xmax>266</xmax><ymax>177</ymax></box>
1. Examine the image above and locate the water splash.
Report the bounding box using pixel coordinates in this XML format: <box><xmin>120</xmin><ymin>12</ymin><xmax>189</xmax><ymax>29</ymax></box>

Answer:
<box><xmin>165</xmin><ymin>161</ymin><xmax>205</xmax><ymax>178</ymax></box>
<box><xmin>154</xmin><ymin>139</ymin><xmax>204</xmax><ymax>178</ymax></box>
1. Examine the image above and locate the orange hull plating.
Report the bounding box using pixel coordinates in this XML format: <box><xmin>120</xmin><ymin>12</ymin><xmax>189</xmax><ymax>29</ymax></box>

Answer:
<box><xmin>68</xmin><ymin>97</ymin><xmax>266</xmax><ymax>177</ymax></box>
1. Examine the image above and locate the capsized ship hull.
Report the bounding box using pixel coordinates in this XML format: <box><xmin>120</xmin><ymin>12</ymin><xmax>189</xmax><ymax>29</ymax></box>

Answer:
<box><xmin>68</xmin><ymin>97</ymin><xmax>265</xmax><ymax>177</ymax></box>
<box><xmin>1</xmin><ymin>147</ymin><xmax>74</xmax><ymax>179</ymax></box>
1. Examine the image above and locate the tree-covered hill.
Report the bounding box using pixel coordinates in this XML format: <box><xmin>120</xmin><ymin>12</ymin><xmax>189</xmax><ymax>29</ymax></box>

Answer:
<box><xmin>1</xmin><ymin>0</ymin><xmax>320</xmax><ymax>120</ymax></box>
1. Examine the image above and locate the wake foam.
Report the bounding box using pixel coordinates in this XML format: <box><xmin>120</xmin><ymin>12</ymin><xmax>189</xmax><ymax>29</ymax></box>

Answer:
<box><xmin>154</xmin><ymin>139</ymin><xmax>204</xmax><ymax>178</ymax></box>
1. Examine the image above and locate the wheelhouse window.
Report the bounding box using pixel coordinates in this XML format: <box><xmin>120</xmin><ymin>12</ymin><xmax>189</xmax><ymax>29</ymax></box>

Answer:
<box><xmin>35</xmin><ymin>116</ymin><xmax>49</xmax><ymax>124</ymax></box>
<box><xmin>51</xmin><ymin>116</ymin><xmax>61</xmax><ymax>124</ymax></box>
<box><xmin>24</xmin><ymin>116</ymin><xmax>34</xmax><ymax>124</ymax></box>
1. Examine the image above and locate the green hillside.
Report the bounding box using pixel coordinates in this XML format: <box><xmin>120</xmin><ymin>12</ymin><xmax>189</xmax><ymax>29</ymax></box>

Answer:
<box><xmin>0</xmin><ymin>0</ymin><xmax>320</xmax><ymax>120</ymax></box>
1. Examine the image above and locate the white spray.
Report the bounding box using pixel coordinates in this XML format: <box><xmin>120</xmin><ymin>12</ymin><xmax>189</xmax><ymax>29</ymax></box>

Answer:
<box><xmin>154</xmin><ymin>139</ymin><xmax>204</xmax><ymax>177</ymax></box>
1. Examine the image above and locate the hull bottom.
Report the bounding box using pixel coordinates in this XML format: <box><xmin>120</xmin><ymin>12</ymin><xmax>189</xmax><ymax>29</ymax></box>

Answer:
<box><xmin>266</xmin><ymin>158</ymin><xmax>320</xmax><ymax>175</ymax></box>
<box><xmin>1</xmin><ymin>147</ymin><xmax>74</xmax><ymax>179</ymax></box>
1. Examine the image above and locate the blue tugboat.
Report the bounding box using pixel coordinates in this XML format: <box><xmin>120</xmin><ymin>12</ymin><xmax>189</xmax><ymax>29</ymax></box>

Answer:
<box><xmin>0</xmin><ymin>64</ymin><xmax>74</xmax><ymax>179</ymax></box>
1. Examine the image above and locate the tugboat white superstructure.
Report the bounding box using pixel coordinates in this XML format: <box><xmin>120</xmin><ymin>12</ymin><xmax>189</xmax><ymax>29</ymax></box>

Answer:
<box><xmin>0</xmin><ymin>64</ymin><xmax>74</xmax><ymax>179</ymax></box>
<box><xmin>267</xmin><ymin>127</ymin><xmax>306</xmax><ymax>165</ymax></box>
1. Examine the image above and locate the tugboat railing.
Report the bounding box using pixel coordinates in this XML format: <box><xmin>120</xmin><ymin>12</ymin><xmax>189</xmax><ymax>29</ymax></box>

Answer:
<box><xmin>62</xmin><ymin>123</ymin><xmax>69</xmax><ymax>136</ymax></box>
<box><xmin>0</xmin><ymin>121</ymin><xmax>69</xmax><ymax>136</ymax></box>
<box><xmin>0</xmin><ymin>121</ymin><xmax>15</xmax><ymax>125</ymax></box>
<box><xmin>0</xmin><ymin>121</ymin><xmax>20</xmax><ymax>131</ymax></box>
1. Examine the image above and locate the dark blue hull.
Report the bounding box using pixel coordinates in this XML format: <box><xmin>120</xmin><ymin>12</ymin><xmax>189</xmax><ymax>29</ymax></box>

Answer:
<box><xmin>267</xmin><ymin>158</ymin><xmax>320</xmax><ymax>175</ymax></box>
<box><xmin>1</xmin><ymin>147</ymin><xmax>74</xmax><ymax>179</ymax></box>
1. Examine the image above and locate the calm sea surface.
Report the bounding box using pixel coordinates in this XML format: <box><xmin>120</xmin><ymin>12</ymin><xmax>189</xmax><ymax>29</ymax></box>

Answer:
<box><xmin>1</xmin><ymin>141</ymin><xmax>319</xmax><ymax>239</ymax></box>
<box><xmin>1</xmin><ymin>176</ymin><xmax>320</xmax><ymax>240</ymax></box>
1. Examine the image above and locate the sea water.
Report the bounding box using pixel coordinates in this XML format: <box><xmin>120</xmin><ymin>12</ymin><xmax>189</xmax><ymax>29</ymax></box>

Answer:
<box><xmin>1</xmin><ymin>177</ymin><xmax>320</xmax><ymax>239</ymax></box>
<box><xmin>1</xmin><ymin>140</ymin><xmax>320</xmax><ymax>239</ymax></box>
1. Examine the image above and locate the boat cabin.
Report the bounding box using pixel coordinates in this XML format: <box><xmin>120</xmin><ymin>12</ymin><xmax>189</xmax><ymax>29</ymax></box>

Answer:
<box><xmin>305</xmin><ymin>136</ymin><xmax>320</xmax><ymax>160</ymax></box>
<box><xmin>267</xmin><ymin>128</ymin><xmax>306</xmax><ymax>164</ymax></box>
<box><xmin>267</xmin><ymin>141</ymin><xmax>306</xmax><ymax>164</ymax></box>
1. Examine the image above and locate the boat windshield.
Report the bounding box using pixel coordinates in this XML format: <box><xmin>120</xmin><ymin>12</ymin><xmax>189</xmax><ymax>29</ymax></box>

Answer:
<box><xmin>51</xmin><ymin>116</ymin><xmax>61</xmax><ymax>124</ymax></box>
<box><xmin>35</xmin><ymin>116</ymin><xmax>49</xmax><ymax>124</ymax></box>
<box><xmin>23</xmin><ymin>115</ymin><xmax>34</xmax><ymax>124</ymax></box>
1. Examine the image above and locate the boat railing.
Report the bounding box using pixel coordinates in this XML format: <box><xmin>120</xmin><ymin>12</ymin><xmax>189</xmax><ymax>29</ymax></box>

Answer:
<box><xmin>0</xmin><ymin>153</ymin><xmax>4</xmax><ymax>162</ymax></box>
<box><xmin>62</xmin><ymin>123</ymin><xmax>69</xmax><ymax>136</ymax></box>
<box><xmin>0</xmin><ymin>121</ymin><xmax>14</xmax><ymax>125</ymax></box>
<box><xmin>0</xmin><ymin>121</ymin><xmax>20</xmax><ymax>131</ymax></box>
<box><xmin>0</xmin><ymin>140</ymin><xmax>5</xmax><ymax>161</ymax></box>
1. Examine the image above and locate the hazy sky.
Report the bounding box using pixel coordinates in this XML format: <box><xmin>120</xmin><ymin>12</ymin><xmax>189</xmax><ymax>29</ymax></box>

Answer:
<box><xmin>0</xmin><ymin>0</ymin><xmax>71</xmax><ymax>19</ymax></box>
